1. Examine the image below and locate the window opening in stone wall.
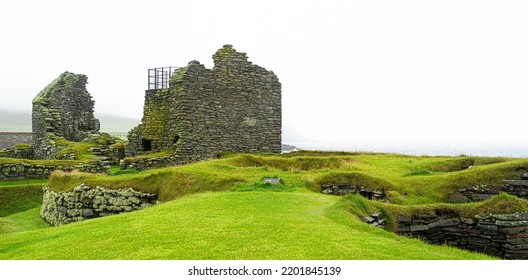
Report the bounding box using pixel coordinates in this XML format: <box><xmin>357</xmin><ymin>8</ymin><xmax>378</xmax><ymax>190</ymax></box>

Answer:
<box><xmin>173</xmin><ymin>135</ymin><xmax>180</xmax><ymax>144</ymax></box>
<box><xmin>142</xmin><ymin>139</ymin><xmax>152</xmax><ymax>151</ymax></box>
<box><xmin>148</xmin><ymin>67</ymin><xmax>180</xmax><ymax>90</ymax></box>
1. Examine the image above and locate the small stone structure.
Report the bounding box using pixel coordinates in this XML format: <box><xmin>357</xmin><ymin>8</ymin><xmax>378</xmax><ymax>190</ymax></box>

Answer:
<box><xmin>32</xmin><ymin>72</ymin><xmax>100</xmax><ymax>159</ymax></box>
<box><xmin>394</xmin><ymin>211</ymin><xmax>528</xmax><ymax>259</ymax></box>
<box><xmin>41</xmin><ymin>184</ymin><xmax>157</xmax><ymax>226</ymax></box>
<box><xmin>125</xmin><ymin>45</ymin><xmax>281</xmax><ymax>169</ymax></box>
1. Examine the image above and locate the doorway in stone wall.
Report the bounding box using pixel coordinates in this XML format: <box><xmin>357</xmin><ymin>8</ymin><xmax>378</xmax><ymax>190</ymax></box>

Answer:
<box><xmin>142</xmin><ymin>139</ymin><xmax>152</xmax><ymax>151</ymax></box>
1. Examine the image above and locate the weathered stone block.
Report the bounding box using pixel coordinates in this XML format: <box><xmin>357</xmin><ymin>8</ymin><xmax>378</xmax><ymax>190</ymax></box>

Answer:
<box><xmin>410</xmin><ymin>225</ymin><xmax>429</xmax><ymax>232</ymax></box>
<box><xmin>428</xmin><ymin>218</ymin><xmax>461</xmax><ymax>228</ymax></box>
<box><xmin>496</xmin><ymin>220</ymin><xmax>528</xmax><ymax>227</ymax></box>
<box><xmin>360</xmin><ymin>217</ymin><xmax>375</xmax><ymax>223</ymax></box>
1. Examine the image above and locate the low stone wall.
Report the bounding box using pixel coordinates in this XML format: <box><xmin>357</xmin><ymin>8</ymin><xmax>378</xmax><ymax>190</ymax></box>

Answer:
<box><xmin>119</xmin><ymin>155</ymin><xmax>176</xmax><ymax>171</ymax></box>
<box><xmin>450</xmin><ymin>180</ymin><xmax>528</xmax><ymax>203</ymax></box>
<box><xmin>503</xmin><ymin>180</ymin><xmax>528</xmax><ymax>199</ymax></box>
<box><xmin>0</xmin><ymin>162</ymin><xmax>109</xmax><ymax>180</ymax></box>
<box><xmin>0</xmin><ymin>132</ymin><xmax>33</xmax><ymax>149</ymax></box>
<box><xmin>41</xmin><ymin>184</ymin><xmax>157</xmax><ymax>226</ymax></box>
<box><xmin>394</xmin><ymin>211</ymin><xmax>528</xmax><ymax>259</ymax></box>
<box><xmin>0</xmin><ymin>146</ymin><xmax>35</xmax><ymax>159</ymax></box>
<box><xmin>321</xmin><ymin>184</ymin><xmax>386</xmax><ymax>201</ymax></box>
<box><xmin>450</xmin><ymin>185</ymin><xmax>503</xmax><ymax>203</ymax></box>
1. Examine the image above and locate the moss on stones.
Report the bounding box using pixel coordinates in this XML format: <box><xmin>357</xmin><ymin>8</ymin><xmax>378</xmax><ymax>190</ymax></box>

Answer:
<box><xmin>125</xmin><ymin>45</ymin><xmax>282</xmax><ymax>170</ymax></box>
<box><xmin>40</xmin><ymin>183</ymin><xmax>157</xmax><ymax>226</ymax></box>
<box><xmin>32</xmin><ymin>71</ymin><xmax>100</xmax><ymax>159</ymax></box>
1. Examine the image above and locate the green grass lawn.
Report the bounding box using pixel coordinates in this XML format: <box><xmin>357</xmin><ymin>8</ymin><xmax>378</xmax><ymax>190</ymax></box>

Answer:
<box><xmin>0</xmin><ymin>151</ymin><xmax>526</xmax><ymax>259</ymax></box>
<box><xmin>0</xmin><ymin>191</ymin><xmax>492</xmax><ymax>260</ymax></box>
<box><xmin>0</xmin><ymin>181</ymin><xmax>47</xmax><ymax>217</ymax></box>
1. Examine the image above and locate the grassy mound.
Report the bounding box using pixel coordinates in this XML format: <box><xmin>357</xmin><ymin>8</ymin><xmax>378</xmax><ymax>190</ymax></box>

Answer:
<box><xmin>46</xmin><ymin>152</ymin><xmax>528</xmax><ymax>205</ymax></box>
<box><xmin>0</xmin><ymin>180</ymin><xmax>47</xmax><ymax>217</ymax></box>
<box><xmin>0</xmin><ymin>191</ymin><xmax>492</xmax><ymax>260</ymax></box>
<box><xmin>1</xmin><ymin>151</ymin><xmax>527</xmax><ymax>259</ymax></box>
<box><xmin>0</xmin><ymin>180</ymin><xmax>49</xmax><ymax>234</ymax></box>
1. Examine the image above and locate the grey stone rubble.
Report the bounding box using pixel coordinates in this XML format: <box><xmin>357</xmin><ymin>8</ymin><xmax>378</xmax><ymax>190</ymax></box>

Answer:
<box><xmin>124</xmin><ymin>45</ymin><xmax>281</xmax><ymax>170</ymax></box>
<box><xmin>0</xmin><ymin>162</ymin><xmax>109</xmax><ymax>180</ymax></box>
<box><xmin>321</xmin><ymin>184</ymin><xmax>387</xmax><ymax>201</ymax></box>
<box><xmin>360</xmin><ymin>212</ymin><xmax>386</xmax><ymax>228</ymax></box>
<box><xmin>394</xmin><ymin>211</ymin><xmax>528</xmax><ymax>260</ymax></box>
<box><xmin>40</xmin><ymin>183</ymin><xmax>157</xmax><ymax>226</ymax></box>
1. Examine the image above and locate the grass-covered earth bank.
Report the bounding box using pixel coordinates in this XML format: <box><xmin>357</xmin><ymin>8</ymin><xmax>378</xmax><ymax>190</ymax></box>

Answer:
<box><xmin>2</xmin><ymin>151</ymin><xmax>528</xmax><ymax>259</ymax></box>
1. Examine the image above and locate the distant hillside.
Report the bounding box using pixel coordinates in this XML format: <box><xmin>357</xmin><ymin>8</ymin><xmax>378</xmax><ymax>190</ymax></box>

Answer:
<box><xmin>95</xmin><ymin>113</ymin><xmax>141</xmax><ymax>135</ymax></box>
<box><xmin>0</xmin><ymin>109</ymin><xmax>140</xmax><ymax>134</ymax></box>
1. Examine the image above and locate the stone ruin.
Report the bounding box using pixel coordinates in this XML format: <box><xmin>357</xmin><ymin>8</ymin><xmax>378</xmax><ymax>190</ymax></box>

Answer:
<box><xmin>449</xmin><ymin>176</ymin><xmax>528</xmax><ymax>203</ymax></box>
<box><xmin>3</xmin><ymin>45</ymin><xmax>282</xmax><ymax>170</ymax></box>
<box><xmin>41</xmin><ymin>183</ymin><xmax>157</xmax><ymax>226</ymax></box>
<box><xmin>124</xmin><ymin>45</ymin><xmax>282</xmax><ymax>169</ymax></box>
<box><xmin>321</xmin><ymin>184</ymin><xmax>387</xmax><ymax>201</ymax></box>
<box><xmin>32</xmin><ymin>71</ymin><xmax>100</xmax><ymax>159</ymax></box>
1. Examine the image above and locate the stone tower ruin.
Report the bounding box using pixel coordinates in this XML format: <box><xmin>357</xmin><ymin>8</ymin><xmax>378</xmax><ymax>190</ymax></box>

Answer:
<box><xmin>32</xmin><ymin>71</ymin><xmax>100</xmax><ymax>159</ymax></box>
<box><xmin>126</xmin><ymin>45</ymin><xmax>281</xmax><ymax>165</ymax></box>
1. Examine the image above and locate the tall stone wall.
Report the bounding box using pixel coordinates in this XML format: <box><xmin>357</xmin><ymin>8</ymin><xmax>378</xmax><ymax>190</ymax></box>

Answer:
<box><xmin>126</xmin><ymin>45</ymin><xmax>281</xmax><ymax>166</ymax></box>
<box><xmin>32</xmin><ymin>72</ymin><xmax>100</xmax><ymax>159</ymax></box>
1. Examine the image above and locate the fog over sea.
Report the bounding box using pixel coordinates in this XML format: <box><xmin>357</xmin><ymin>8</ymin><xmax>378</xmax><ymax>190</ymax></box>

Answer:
<box><xmin>288</xmin><ymin>142</ymin><xmax>528</xmax><ymax>158</ymax></box>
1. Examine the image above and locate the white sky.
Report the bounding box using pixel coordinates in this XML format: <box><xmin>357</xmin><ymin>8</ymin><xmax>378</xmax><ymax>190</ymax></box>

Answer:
<box><xmin>1</xmin><ymin>0</ymin><xmax>527</xmax><ymax>151</ymax></box>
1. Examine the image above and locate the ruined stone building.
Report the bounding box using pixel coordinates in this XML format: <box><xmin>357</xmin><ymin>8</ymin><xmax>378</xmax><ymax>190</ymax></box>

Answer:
<box><xmin>126</xmin><ymin>45</ymin><xmax>281</xmax><ymax>165</ymax></box>
<box><xmin>32</xmin><ymin>72</ymin><xmax>100</xmax><ymax>159</ymax></box>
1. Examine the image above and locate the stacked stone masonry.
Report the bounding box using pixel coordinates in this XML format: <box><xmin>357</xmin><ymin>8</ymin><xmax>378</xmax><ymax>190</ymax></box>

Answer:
<box><xmin>395</xmin><ymin>211</ymin><xmax>528</xmax><ymax>259</ymax></box>
<box><xmin>450</xmin><ymin>179</ymin><xmax>528</xmax><ymax>203</ymax></box>
<box><xmin>120</xmin><ymin>155</ymin><xmax>174</xmax><ymax>170</ymax></box>
<box><xmin>32</xmin><ymin>72</ymin><xmax>100</xmax><ymax>159</ymax></box>
<box><xmin>321</xmin><ymin>184</ymin><xmax>386</xmax><ymax>201</ymax></box>
<box><xmin>0</xmin><ymin>162</ymin><xmax>109</xmax><ymax>180</ymax></box>
<box><xmin>41</xmin><ymin>184</ymin><xmax>157</xmax><ymax>226</ymax></box>
<box><xmin>0</xmin><ymin>145</ymin><xmax>35</xmax><ymax>159</ymax></box>
<box><xmin>0</xmin><ymin>132</ymin><xmax>33</xmax><ymax>149</ymax></box>
<box><xmin>83</xmin><ymin>133</ymin><xmax>126</xmax><ymax>165</ymax></box>
<box><xmin>125</xmin><ymin>45</ymin><xmax>281</xmax><ymax>169</ymax></box>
